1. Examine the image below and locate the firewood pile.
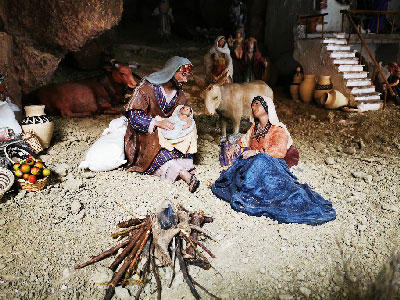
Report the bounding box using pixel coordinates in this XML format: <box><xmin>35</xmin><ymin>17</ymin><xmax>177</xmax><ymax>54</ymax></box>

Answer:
<box><xmin>75</xmin><ymin>203</ymin><xmax>220</xmax><ymax>300</ymax></box>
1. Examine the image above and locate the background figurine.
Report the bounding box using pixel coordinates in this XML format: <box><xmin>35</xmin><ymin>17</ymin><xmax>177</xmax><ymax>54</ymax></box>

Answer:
<box><xmin>241</xmin><ymin>37</ymin><xmax>268</xmax><ymax>83</ymax></box>
<box><xmin>228</xmin><ymin>28</ymin><xmax>245</xmax><ymax>82</ymax></box>
<box><xmin>384</xmin><ymin>62</ymin><xmax>400</xmax><ymax>105</ymax></box>
<box><xmin>204</xmin><ymin>36</ymin><xmax>233</xmax><ymax>84</ymax></box>
<box><xmin>152</xmin><ymin>0</ymin><xmax>174</xmax><ymax>41</ymax></box>
<box><xmin>229</xmin><ymin>0</ymin><xmax>247</xmax><ymax>32</ymax></box>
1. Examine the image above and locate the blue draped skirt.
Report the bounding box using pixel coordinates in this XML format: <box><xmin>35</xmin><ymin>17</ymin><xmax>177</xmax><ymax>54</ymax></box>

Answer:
<box><xmin>211</xmin><ymin>154</ymin><xmax>336</xmax><ymax>225</ymax></box>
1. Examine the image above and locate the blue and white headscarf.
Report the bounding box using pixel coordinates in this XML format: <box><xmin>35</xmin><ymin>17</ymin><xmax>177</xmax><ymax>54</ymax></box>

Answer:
<box><xmin>145</xmin><ymin>56</ymin><xmax>192</xmax><ymax>85</ymax></box>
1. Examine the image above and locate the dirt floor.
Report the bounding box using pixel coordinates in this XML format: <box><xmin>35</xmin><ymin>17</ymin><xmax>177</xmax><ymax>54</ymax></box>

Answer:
<box><xmin>1</xmin><ymin>37</ymin><xmax>400</xmax><ymax>300</ymax></box>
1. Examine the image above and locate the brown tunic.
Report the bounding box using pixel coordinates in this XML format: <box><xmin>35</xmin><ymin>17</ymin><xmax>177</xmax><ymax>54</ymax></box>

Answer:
<box><xmin>124</xmin><ymin>81</ymin><xmax>187</xmax><ymax>172</ymax></box>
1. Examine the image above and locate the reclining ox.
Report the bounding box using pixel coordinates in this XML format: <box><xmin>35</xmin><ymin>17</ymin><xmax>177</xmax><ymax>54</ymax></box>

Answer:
<box><xmin>38</xmin><ymin>62</ymin><xmax>138</xmax><ymax>118</ymax></box>
<box><xmin>202</xmin><ymin>80</ymin><xmax>273</xmax><ymax>136</ymax></box>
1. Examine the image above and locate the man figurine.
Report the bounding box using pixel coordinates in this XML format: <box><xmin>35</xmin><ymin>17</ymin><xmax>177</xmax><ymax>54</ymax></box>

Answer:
<box><xmin>124</xmin><ymin>56</ymin><xmax>200</xmax><ymax>193</ymax></box>
<box><xmin>241</xmin><ymin>37</ymin><xmax>268</xmax><ymax>83</ymax></box>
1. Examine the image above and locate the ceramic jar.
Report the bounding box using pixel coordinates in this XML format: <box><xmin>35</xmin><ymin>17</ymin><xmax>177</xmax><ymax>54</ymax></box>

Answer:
<box><xmin>299</xmin><ymin>74</ymin><xmax>316</xmax><ymax>103</ymax></box>
<box><xmin>21</xmin><ymin>105</ymin><xmax>54</xmax><ymax>149</ymax></box>
<box><xmin>314</xmin><ymin>75</ymin><xmax>333</xmax><ymax>105</ymax></box>
<box><xmin>290</xmin><ymin>67</ymin><xmax>304</xmax><ymax>101</ymax></box>
<box><xmin>323</xmin><ymin>90</ymin><xmax>349</xmax><ymax>109</ymax></box>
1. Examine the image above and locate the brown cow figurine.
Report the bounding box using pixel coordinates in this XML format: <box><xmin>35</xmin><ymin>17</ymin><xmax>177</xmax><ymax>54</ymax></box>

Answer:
<box><xmin>38</xmin><ymin>61</ymin><xmax>138</xmax><ymax>118</ymax></box>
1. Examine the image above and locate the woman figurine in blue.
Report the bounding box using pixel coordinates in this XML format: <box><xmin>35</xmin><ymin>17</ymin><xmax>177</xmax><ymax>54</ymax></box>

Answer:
<box><xmin>211</xmin><ymin>96</ymin><xmax>336</xmax><ymax>225</ymax></box>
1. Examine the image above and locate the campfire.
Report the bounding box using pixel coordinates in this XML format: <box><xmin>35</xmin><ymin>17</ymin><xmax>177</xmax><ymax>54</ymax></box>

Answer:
<box><xmin>75</xmin><ymin>203</ymin><xmax>220</xmax><ymax>300</ymax></box>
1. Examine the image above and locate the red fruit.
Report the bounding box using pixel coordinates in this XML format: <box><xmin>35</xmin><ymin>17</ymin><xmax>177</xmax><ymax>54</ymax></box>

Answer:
<box><xmin>25</xmin><ymin>158</ymin><xmax>35</xmax><ymax>166</ymax></box>
<box><xmin>22</xmin><ymin>173</ymin><xmax>30</xmax><ymax>181</ymax></box>
<box><xmin>20</xmin><ymin>164</ymin><xmax>31</xmax><ymax>174</ymax></box>
<box><xmin>34</xmin><ymin>161</ymin><xmax>44</xmax><ymax>169</ymax></box>
<box><xmin>28</xmin><ymin>175</ymin><xmax>37</xmax><ymax>183</ymax></box>
<box><xmin>30</xmin><ymin>166</ymin><xmax>41</xmax><ymax>175</ymax></box>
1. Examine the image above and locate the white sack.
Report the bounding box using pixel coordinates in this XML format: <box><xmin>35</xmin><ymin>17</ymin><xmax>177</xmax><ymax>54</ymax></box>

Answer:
<box><xmin>0</xmin><ymin>97</ymin><xmax>22</xmax><ymax>135</ymax></box>
<box><xmin>79</xmin><ymin>116</ymin><xmax>128</xmax><ymax>172</ymax></box>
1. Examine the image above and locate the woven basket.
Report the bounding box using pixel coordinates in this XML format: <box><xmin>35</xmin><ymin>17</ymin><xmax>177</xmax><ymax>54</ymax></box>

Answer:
<box><xmin>22</xmin><ymin>130</ymin><xmax>43</xmax><ymax>154</ymax></box>
<box><xmin>0</xmin><ymin>167</ymin><xmax>14</xmax><ymax>199</ymax></box>
<box><xmin>17</xmin><ymin>176</ymin><xmax>47</xmax><ymax>192</ymax></box>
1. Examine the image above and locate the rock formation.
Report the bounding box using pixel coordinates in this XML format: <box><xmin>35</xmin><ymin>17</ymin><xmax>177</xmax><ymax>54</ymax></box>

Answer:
<box><xmin>0</xmin><ymin>0</ymin><xmax>123</xmax><ymax>108</ymax></box>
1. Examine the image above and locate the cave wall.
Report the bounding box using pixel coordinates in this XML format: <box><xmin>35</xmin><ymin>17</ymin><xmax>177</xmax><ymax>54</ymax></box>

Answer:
<box><xmin>0</xmin><ymin>0</ymin><xmax>123</xmax><ymax>108</ymax></box>
<box><xmin>247</xmin><ymin>0</ymin><xmax>267</xmax><ymax>46</ymax></box>
<box><xmin>264</xmin><ymin>0</ymin><xmax>315</xmax><ymax>78</ymax></box>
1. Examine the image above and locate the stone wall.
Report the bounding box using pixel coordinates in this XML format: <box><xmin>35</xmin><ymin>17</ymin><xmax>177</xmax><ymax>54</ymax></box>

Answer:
<box><xmin>264</xmin><ymin>0</ymin><xmax>314</xmax><ymax>77</ymax></box>
<box><xmin>319</xmin><ymin>0</ymin><xmax>350</xmax><ymax>32</ymax></box>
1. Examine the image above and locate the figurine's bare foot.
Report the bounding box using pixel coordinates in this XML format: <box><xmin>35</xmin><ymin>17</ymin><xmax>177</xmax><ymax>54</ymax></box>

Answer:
<box><xmin>189</xmin><ymin>175</ymin><xmax>200</xmax><ymax>193</ymax></box>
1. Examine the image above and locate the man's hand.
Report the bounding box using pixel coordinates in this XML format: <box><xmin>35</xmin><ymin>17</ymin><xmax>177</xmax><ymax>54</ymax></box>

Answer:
<box><xmin>242</xmin><ymin>150</ymin><xmax>258</xmax><ymax>159</ymax></box>
<box><xmin>156</xmin><ymin>119</ymin><xmax>175</xmax><ymax>130</ymax></box>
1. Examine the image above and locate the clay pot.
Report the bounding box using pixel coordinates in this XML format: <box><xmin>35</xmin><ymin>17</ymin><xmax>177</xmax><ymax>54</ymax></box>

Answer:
<box><xmin>290</xmin><ymin>67</ymin><xmax>303</xmax><ymax>101</ymax></box>
<box><xmin>299</xmin><ymin>75</ymin><xmax>316</xmax><ymax>103</ymax></box>
<box><xmin>21</xmin><ymin>105</ymin><xmax>54</xmax><ymax>149</ymax></box>
<box><xmin>314</xmin><ymin>75</ymin><xmax>333</xmax><ymax>105</ymax></box>
<box><xmin>290</xmin><ymin>84</ymin><xmax>300</xmax><ymax>101</ymax></box>
<box><xmin>323</xmin><ymin>90</ymin><xmax>349</xmax><ymax>109</ymax></box>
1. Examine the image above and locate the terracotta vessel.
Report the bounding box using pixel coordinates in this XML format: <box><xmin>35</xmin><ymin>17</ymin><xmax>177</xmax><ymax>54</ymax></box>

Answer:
<box><xmin>21</xmin><ymin>105</ymin><xmax>54</xmax><ymax>149</ymax></box>
<box><xmin>314</xmin><ymin>75</ymin><xmax>333</xmax><ymax>105</ymax></box>
<box><xmin>299</xmin><ymin>74</ymin><xmax>316</xmax><ymax>103</ymax></box>
<box><xmin>290</xmin><ymin>67</ymin><xmax>303</xmax><ymax>101</ymax></box>
<box><xmin>323</xmin><ymin>90</ymin><xmax>349</xmax><ymax>109</ymax></box>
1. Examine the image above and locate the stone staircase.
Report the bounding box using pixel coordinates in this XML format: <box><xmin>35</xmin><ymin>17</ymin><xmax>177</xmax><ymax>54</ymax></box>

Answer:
<box><xmin>322</xmin><ymin>33</ymin><xmax>382</xmax><ymax>110</ymax></box>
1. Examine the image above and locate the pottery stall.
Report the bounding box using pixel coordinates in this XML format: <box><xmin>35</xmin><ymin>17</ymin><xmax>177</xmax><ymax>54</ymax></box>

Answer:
<box><xmin>21</xmin><ymin>105</ymin><xmax>54</xmax><ymax>149</ymax></box>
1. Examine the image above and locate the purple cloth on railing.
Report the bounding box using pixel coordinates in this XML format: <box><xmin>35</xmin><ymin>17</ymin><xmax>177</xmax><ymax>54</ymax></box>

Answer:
<box><xmin>368</xmin><ymin>0</ymin><xmax>389</xmax><ymax>33</ymax></box>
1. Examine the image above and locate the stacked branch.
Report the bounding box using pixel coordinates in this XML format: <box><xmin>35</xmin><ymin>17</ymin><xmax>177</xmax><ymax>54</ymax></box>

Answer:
<box><xmin>75</xmin><ymin>205</ymin><xmax>220</xmax><ymax>300</ymax></box>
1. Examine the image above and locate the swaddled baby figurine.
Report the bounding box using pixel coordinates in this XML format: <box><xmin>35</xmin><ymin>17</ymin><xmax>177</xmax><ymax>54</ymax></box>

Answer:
<box><xmin>158</xmin><ymin>105</ymin><xmax>197</xmax><ymax>154</ymax></box>
<box><xmin>161</xmin><ymin>105</ymin><xmax>195</xmax><ymax>139</ymax></box>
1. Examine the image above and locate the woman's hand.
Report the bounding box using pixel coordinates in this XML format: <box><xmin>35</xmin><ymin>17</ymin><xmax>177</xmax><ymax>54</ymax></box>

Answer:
<box><xmin>156</xmin><ymin>119</ymin><xmax>175</xmax><ymax>130</ymax></box>
<box><xmin>226</xmin><ymin>145</ymin><xmax>238</xmax><ymax>161</ymax></box>
<box><xmin>242</xmin><ymin>150</ymin><xmax>259</xmax><ymax>159</ymax></box>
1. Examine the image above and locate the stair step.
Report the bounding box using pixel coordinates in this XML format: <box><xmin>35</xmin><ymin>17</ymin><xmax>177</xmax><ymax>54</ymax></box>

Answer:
<box><xmin>351</xmin><ymin>86</ymin><xmax>376</xmax><ymax>94</ymax></box>
<box><xmin>326</xmin><ymin>44</ymin><xmax>352</xmax><ymax>51</ymax></box>
<box><xmin>339</xmin><ymin>65</ymin><xmax>364</xmax><ymax>72</ymax></box>
<box><xmin>342</xmin><ymin>71</ymin><xmax>368</xmax><ymax>79</ymax></box>
<box><xmin>330</xmin><ymin>51</ymin><xmax>357</xmax><ymax>58</ymax></box>
<box><xmin>353</xmin><ymin>92</ymin><xmax>381</xmax><ymax>101</ymax></box>
<box><xmin>358</xmin><ymin>101</ymin><xmax>383</xmax><ymax>112</ymax></box>
<box><xmin>346</xmin><ymin>79</ymin><xmax>372</xmax><ymax>87</ymax></box>
<box><xmin>334</xmin><ymin>58</ymin><xmax>360</xmax><ymax>65</ymax></box>
<box><xmin>333</xmin><ymin>32</ymin><xmax>346</xmax><ymax>38</ymax></box>
<box><xmin>323</xmin><ymin>38</ymin><xmax>348</xmax><ymax>45</ymax></box>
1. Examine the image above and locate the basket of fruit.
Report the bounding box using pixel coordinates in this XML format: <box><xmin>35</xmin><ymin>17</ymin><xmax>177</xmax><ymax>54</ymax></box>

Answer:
<box><xmin>13</xmin><ymin>156</ymin><xmax>51</xmax><ymax>192</ymax></box>
<box><xmin>0</xmin><ymin>167</ymin><xmax>14</xmax><ymax>199</ymax></box>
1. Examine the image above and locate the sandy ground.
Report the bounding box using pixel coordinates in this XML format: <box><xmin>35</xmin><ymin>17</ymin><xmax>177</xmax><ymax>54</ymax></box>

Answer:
<box><xmin>1</xmin><ymin>44</ymin><xmax>400</xmax><ymax>300</ymax></box>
